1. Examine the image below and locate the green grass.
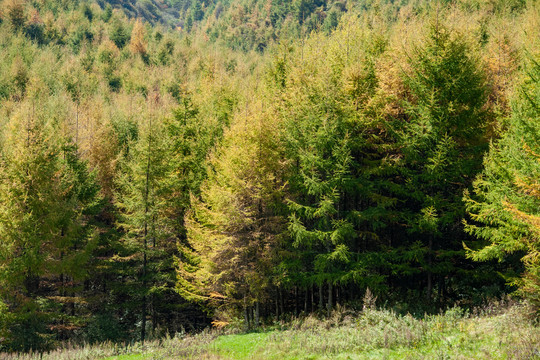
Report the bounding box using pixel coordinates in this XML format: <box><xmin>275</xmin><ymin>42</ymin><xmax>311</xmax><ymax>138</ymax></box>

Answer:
<box><xmin>209</xmin><ymin>332</ymin><xmax>272</xmax><ymax>359</ymax></box>
<box><xmin>4</xmin><ymin>302</ymin><xmax>540</xmax><ymax>360</ymax></box>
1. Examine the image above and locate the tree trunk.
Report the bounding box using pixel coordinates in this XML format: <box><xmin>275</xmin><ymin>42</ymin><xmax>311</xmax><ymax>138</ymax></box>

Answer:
<box><xmin>141</xmin><ymin>116</ymin><xmax>152</xmax><ymax>343</ymax></box>
<box><xmin>311</xmin><ymin>285</ymin><xmax>314</xmax><ymax>312</ymax></box>
<box><xmin>279</xmin><ymin>288</ymin><xmax>284</xmax><ymax>318</ymax></box>
<box><xmin>304</xmin><ymin>288</ymin><xmax>308</xmax><ymax>313</ymax></box>
<box><xmin>75</xmin><ymin>102</ymin><xmax>79</xmax><ymax>146</ymax></box>
<box><xmin>327</xmin><ymin>281</ymin><xmax>333</xmax><ymax>315</ymax></box>
<box><xmin>438</xmin><ymin>277</ymin><xmax>444</xmax><ymax>306</ymax></box>
<box><xmin>141</xmin><ymin>232</ymin><xmax>147</xmax><ymax>343</ymax></box>
<box><xmin>152</xmin><ymin>293</ymin><xmax>157</xmax><ymax>337</ymax></box>
<box><xmin>243</xmin><ymin>296</ymin><xmax>250</xmax><ymax>330</ymax></box>
<box><xmin>255</xmin><ymin>302</ymin><xmax>260</xmax><ymax>328</ymax></box>
<box><xmin>294</xmin><ymin>286</ymin><xmax>298</xmax><ymax>316</ymax></box>
<box><xmin>275</xmin><ymin>292</ymin><xmax>279</xmax><ymax>320</ymax></box>
<box><xmin>426</xmin><ymin>236</ymin><xmax>433</xmax><ymax>302</ymax></box>
<box><xmin>244</xmin><ymin>306</ymin><xmax>250</xmax><ymax>331</ymax></box>
<box><xmin>318</xmin><ymin>284</ymin><xmax>324</xmax><ymax>311</ymax></box>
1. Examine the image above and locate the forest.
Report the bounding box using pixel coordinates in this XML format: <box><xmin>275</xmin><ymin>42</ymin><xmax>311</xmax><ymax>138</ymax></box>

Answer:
<box><xmin>0</xmin><ymin>0</ymin><xmax>539</xmax><ymax>355</ymax></box>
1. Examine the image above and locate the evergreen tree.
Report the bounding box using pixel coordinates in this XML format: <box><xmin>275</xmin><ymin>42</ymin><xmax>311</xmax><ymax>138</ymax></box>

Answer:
<box><xmin>284</xmin><ymin>97</ymin><xmax>357</xmax><ymax>313</ymax></box>
<box><xmin>191</xmin><ymin>1</ymin><xmax>204</xmax><ymax>22</ymax></box>
<box><xmin>110</xmin><ymin>17</ymin><xmax>130</xmax><ymax>49</ymax></box>
<box><xmin>130</xmin><ymin>19</ymin><xmax>147</xmax><ymax>58</ymax></box>
<box><xmin>163</xmin><ymin>96</ymin><xmax>207</xmax><ymax>243</ymax></box>
<box><xmin>102</xmin><ymin>4</ymin><xmax>113</xmax><ymax>22</ymax></box>
<box><xmin>465</xmin><ymin>55</ymin><xmax>540</xmax><ymax>305</ymax></box>
<box><xmin>182</xmin><ymin>103</ymin><xmax>285</xmax><ymax>327</ymax></box>
<box><xmin>169</xmin><ymin>94</ymin><xmax>241</xmax><ymax>304</ymax></box>
<box><xmin>3</xmin><ymin>0</ymin><xmax>26</xmax><ymax>31</ymax></box>
<box><xmin>0</xmin><ymin>109</ymin><xmax>100</xmax><ymax>351</ymax></box>
<box><xmin>390</xmin><ymin>23</ymin><xmax>491</xmax><ymax>304</ymax></box>
<box><xmin>275</xmin><ymin>25</ymin><xmax>393</xmax><ymax>312</ymax></box>
<box><xmin>114</xmin><ymin>103</ymin><xmax>171</xmax><ymax>342</ymax></box>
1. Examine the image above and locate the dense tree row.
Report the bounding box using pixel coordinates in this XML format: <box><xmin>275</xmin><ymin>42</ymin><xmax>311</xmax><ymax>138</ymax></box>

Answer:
<box><xmin>465</xmin><ymin>54</ymin><xmax>540</xmax><ymax>307</ymax></box>
<box><xmin>0</xmin><ymin>0</ymin><xmax>539</xmax><ymax>353</ymax></box>
<box><xmin>0</xmin><ymin>0</ymin><xmax>245</xmax><ymax>351</ymax></box>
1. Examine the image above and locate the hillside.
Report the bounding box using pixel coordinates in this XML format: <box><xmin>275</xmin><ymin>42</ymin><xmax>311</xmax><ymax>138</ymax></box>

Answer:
<box><xmin>0</xmin><ymin>0</ymin><xmax>539</xmax><ymax>354</ymax></box>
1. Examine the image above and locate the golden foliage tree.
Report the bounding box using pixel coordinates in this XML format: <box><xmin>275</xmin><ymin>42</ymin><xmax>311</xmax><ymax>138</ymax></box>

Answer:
<box><xmin>129</xmin><ymin>19</ymin><xmax>147</xmax><ymax>57</ymax></box>
<box><xmin>3</xmin><ymin>0</ymin><xmax>25</xmax><ymax>31</ymax></box>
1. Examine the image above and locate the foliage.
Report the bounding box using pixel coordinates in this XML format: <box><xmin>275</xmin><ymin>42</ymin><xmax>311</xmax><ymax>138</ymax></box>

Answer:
<box><xmin>182</xmin><ymin>101</ymin><xmax>285</xmax><ymax>320</ymax></box>
<box><xmin>0</xmin><ymin>105</ymin><xmax>100</xmax><ymax>351</ymax></box>
<box><xmin>0</xmin><ymin>0</ymin><xmax>539</xmax><ymax>353</ymax></box>
<box><xmin>385</xmin><ymin>21</ymin><xmax>493</xmax><ymax>304</ymax></box>
<box><xmin>465</xmin><ymin>54</ymin><xmax>540</xmax><ymax>305</ymax></box>
<box><xmin>110</xmin><ymin>17</ymin><xmax>130</xmax><ymax>48</ymax></box>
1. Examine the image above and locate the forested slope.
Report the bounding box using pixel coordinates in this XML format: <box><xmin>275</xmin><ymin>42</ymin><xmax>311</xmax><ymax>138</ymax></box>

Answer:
<box><xmin>0</xmin><ymin>0</ymin><xmax>538</xmax><ymax>353</ymax></box>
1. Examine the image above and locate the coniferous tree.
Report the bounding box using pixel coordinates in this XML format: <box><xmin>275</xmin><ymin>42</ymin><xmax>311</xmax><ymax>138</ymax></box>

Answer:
<box><xmin>114</xmin><ymin>98</ymin><xmax>171</xmax><ymax>342</ymax></box>
<box><xmin>0</xmin><ymin>0</ymin><xmax>537</xmax><ymax>348</ymax></box>
<box><xmin>0</xmin><ymin>107</ymin><xmax>100</xmax><ymax>350</ymax></box>
<box><xmin>169</xmin><ymin>93</ymin><xmax>239</xmax><ymax>300</ymax></box>
<box><xmin>465</xmin><ymin>55</ymin><xmax>540</xmax><ymax>306</ymax></box>
<box><xmin>130</xmin><ymin>19</ymin><xmax>147</xmax><ymax>58</ymax></box>
<box><xmin>275</xmin><ymin>23</ymin><xmax>393</xmax><ymax>312</ymax></box>
<box><xmin>183</xmin><ymin>103</ymin><xmax>285</xmax><ymax>326</ymax></box>
<box><xmin>284</xmin><ymin>98</ymin><xmax>357</xmax><ymax>313</ymax></box>
<box><xmin>4</xmin><ymin>0</ymin><xmax>25</xmax><ymax>31</ymax></box>
<box><xmin>110</xmin><ymin>17</ymin><xmax>130</xmax><ymax>49</ymax></box>
<box><xmin>164</xmin><ymin>96</ymin><xmax>207</xmax><ymax>243</ymax></box>
<box><xmin>390</xmin><ymin>23</ymin><xmax>491</xmax><ymax>304</ymax></box>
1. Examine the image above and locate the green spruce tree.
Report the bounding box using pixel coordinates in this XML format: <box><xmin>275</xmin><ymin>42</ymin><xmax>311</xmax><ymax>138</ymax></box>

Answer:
<box><xmin>391</xmin><ymin>22</ymin><xmax>491</xmax><ymax>304</ymax></box>
<box><xmin>465</xmin><ymin>55</ymin><xmax>540</xmax><ymax>306</ymax></box>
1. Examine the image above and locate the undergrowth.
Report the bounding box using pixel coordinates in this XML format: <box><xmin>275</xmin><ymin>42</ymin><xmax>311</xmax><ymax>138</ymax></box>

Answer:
<box><xmin>1</xmin><ymin>301</ymin><xmax>538</xmax><ymax>360</ymax></box>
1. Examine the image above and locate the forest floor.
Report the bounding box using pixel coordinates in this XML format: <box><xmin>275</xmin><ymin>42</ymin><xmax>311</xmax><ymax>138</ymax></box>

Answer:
<box><xmin>5</xmin><ymin>302</ymin><xmax>540</xmax><ymax>360</ymax></box>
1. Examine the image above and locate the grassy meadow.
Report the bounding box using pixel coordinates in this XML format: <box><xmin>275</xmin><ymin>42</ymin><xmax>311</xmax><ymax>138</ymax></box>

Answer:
<box><xmin>2</xmin><ymin>301</ymin><xmax>538</xmax><ymax>360</ymax></box>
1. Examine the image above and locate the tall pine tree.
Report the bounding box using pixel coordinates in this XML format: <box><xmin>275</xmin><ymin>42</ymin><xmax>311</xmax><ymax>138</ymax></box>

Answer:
<box><xmin>390</xmin><ymin>22</ymin><xmax>491</xmax><ymax>305</ymax></box>
<box><xmin>465</xmin><ymin>55</ymin><xmax>540</xmax><ymax>306</ymax></box>
<box><xmin>181</xmin><ymin>101</ymin><xmax>286</xmax><ymax>327</ymax></box>
<box><xmin>0</xmin><ymin>107</ymin><xmax>100</xmax><ymax>351</ymax></box>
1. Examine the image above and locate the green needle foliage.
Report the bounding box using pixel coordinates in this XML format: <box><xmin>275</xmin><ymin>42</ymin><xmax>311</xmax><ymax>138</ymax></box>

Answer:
<box><xmin>465</xmin><ymin>54</ymin><xmax>540</xmax><ymax>305</ymax></box>
<box><xmin>388</xmin><ymin>22</ymin><xmax>492</xmax><ymax>305</ymax></box>
<box><xmin>284</xmin><ymin>80</ymin><xmax>358</xmax><ymax>310</ymax></box>
<box><xmin>114</xmin><ymin>101</ymin><xmax>176</xmax><ymax>342</ymax></box>
<box><xmin>0</xmin><ymin>0</ymin><xmax>538</xmax><ymax>352</ymax></box>
<box><xmin>0</xmin><ymin>108</ymin><xmax>100</xmax><ymax>351</ymax></box>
